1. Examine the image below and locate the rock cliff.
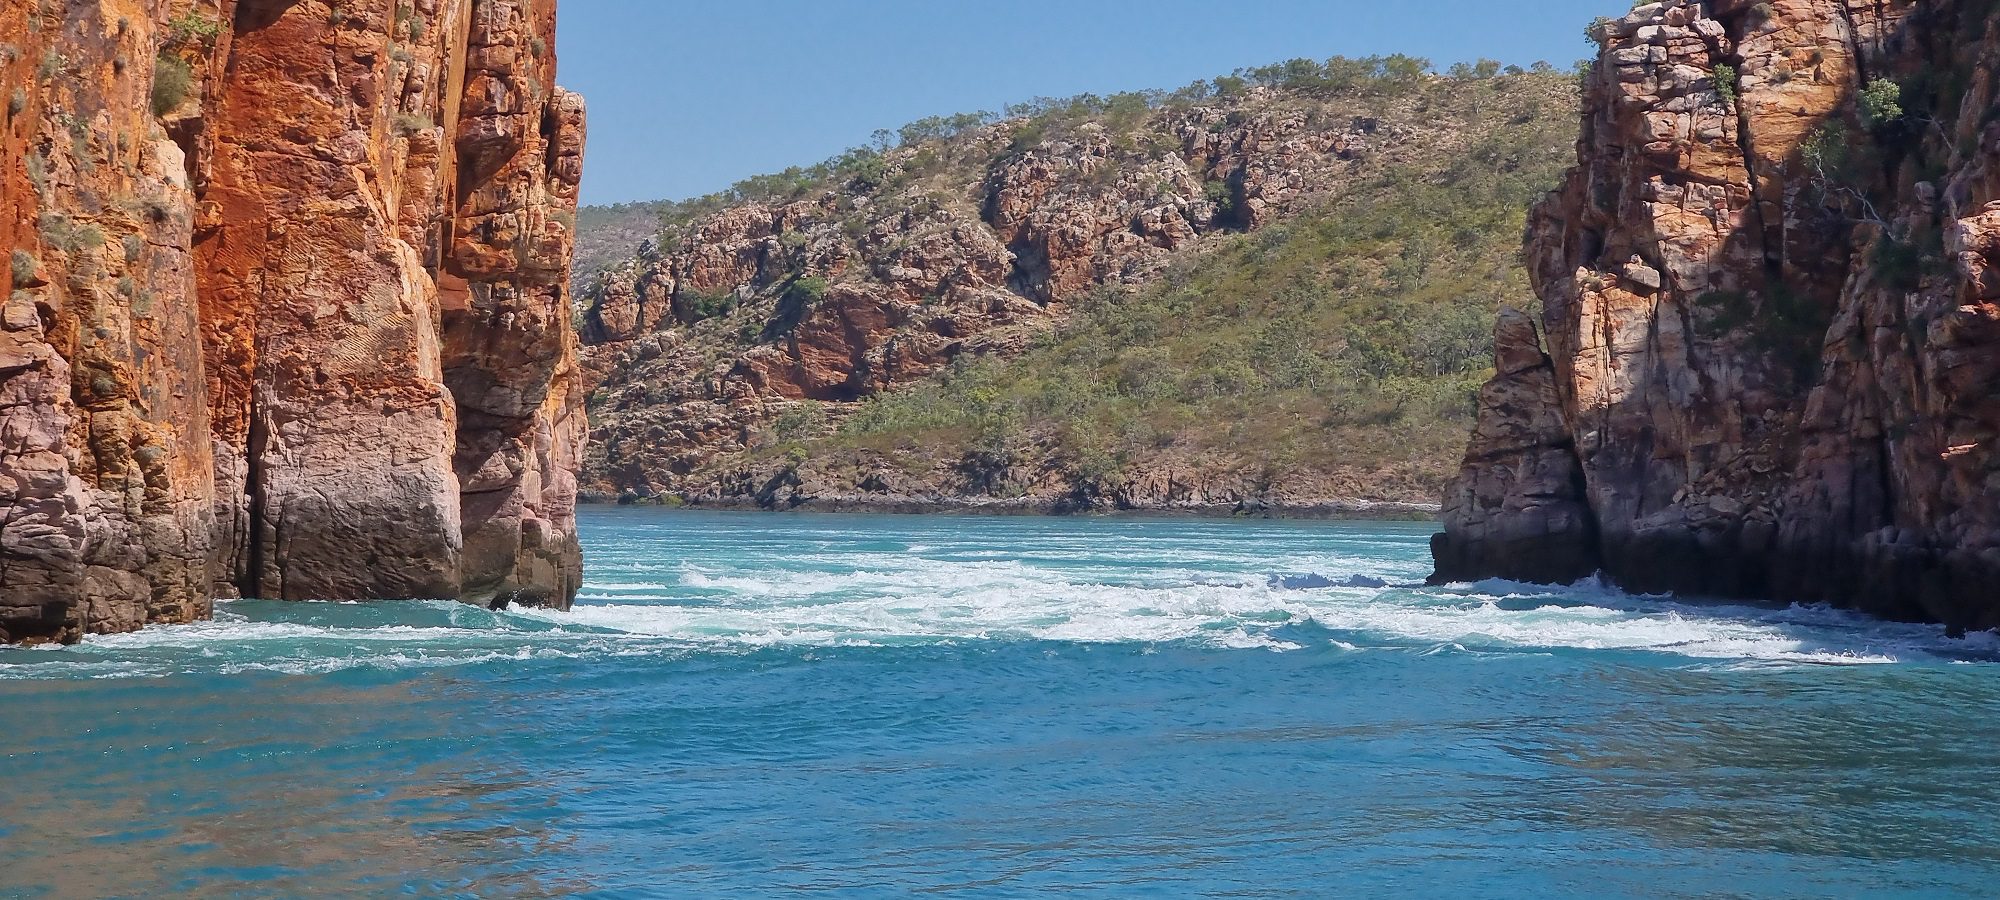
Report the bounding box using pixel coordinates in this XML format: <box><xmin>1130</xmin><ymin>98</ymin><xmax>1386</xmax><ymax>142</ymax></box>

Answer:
<box><xmin>581</xmin><ymin>68</ymin><xmax>1577</xmax><ymax>510</ymax></box>
<box><xmin>2</xmin><ymin>0</ymin><xmax>584</xmax><ymax>644</ymax></box>
<box><xmin>1436</xmin><ymin>0</ymin><xmax>2000</xmax><ymax>629</ymax></box>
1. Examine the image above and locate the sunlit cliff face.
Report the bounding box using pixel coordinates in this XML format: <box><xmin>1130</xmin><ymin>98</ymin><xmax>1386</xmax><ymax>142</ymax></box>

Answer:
<box><xmin>1441</xmin><ymin>0</ymin><xmax>2000</xmax><ymax>629</ymax></box>
<box><xmin>1</xmin><ymin>0</ymin><xmax>586</xmax><ymax>644</ymax></box>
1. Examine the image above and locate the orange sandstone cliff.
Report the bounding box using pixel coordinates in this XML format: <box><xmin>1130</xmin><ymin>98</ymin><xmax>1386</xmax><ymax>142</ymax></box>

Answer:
<box><xmin>1</xmin><ymin>0</ymin><xmax>584</xmax><ymax>644</ymax></box>
<box><xmin>1436</xmin><ymin>0</ymin><xmax>2000</xmax><ymax>629</ymax></box>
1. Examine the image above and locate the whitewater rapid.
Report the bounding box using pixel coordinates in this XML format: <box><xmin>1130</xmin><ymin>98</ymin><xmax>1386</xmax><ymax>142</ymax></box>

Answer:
<box><xmin>4</xmin><ymin>510</ymin><xmax>1991</xmax><ymax>680</ymax></box>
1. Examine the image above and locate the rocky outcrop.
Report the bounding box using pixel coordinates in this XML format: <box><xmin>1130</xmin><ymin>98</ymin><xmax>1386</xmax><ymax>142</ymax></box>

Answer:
<box><xmin>581</xmin><ymin>77</ymin><xmax>1573</xmax><ymax>501</ymax></box>
<box><xmin>1437</xmin><ymin>0</ymin><xmax>2000</xmax><ymax>629</ymax></box>
<box><xmin>1432</xmin><ymin>309</ymin><xmax>1596</xmax><ymax>584</ymax></box>
<box><xmin>2</xmin><ymin>0</ymin><xmax>584</xmax><ymax>644</ymax></box>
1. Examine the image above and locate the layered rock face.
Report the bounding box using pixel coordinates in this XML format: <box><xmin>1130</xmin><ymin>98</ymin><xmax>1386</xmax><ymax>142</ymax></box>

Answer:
<box><xmin>2</xmin><ymin>0</ymin><xmax>584</xmax><ymax>644</ymax></box>
<box><xmin>1437</xmin><ymin>0</ymin><xmax>2000</xmax><ymax>628</ymax></box>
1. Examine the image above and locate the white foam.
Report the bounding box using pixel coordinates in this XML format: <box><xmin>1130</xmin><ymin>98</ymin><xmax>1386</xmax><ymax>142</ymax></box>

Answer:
<box><xmin>513</xmin><ymin>570</ymin><xmax>1974</xmax><ymax>666</ymax></box>
<box><xmin>6</xmin><ymin>531</ymin><xmax>1990</xmax><ymax>680</ymax></box>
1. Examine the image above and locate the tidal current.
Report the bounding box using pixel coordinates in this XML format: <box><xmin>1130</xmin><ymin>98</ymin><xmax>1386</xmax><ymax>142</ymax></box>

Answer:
<box><xmin>4</xmin><ymin>508</ymin><xmax>1999</xmax><ymax>896</ymax></box>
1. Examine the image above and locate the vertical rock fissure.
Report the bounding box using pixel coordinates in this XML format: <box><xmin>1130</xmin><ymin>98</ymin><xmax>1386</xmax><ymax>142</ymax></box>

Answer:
<box><xmin>242</xmin><ymin>407</ymin><xmax>268</xmax><ymax>599</ymax></box>
<box><xmin>1839</xmin><ymin>2</ymin><xmax>1878</xmax><ymax>86</ymax></box>
<box><xmin>1708</xmin><ymin>19</ymin><xmax>1782</xmax><ymax>280</ymax></box>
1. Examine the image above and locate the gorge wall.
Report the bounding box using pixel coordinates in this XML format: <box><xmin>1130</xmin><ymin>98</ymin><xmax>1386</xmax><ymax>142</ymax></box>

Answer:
<box><xmin>1436</xmin><ymin>0</ymin><xmax>2000</xmax><ymax>629</ymax></box>
<box><xmin>2</xmin><ymin>0</ymin><xmax>584</xmax><ymax>644</ymax></box>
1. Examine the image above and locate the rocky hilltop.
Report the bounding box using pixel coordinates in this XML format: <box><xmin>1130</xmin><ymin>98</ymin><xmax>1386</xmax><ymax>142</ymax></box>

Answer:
<box><xmin>2</xmin><ymin>0</ymin><xmax>585</xmax><ymax>644</ymax></box>
<box><xmin>1436</xmin><ymin>0</ymin><xmax>2000</xmax><ymax>629</ymax></box>
<box><xmin>581</xmin><ymin>64</ymin><xmax>1577</xmax><ymax>513</ymax></box>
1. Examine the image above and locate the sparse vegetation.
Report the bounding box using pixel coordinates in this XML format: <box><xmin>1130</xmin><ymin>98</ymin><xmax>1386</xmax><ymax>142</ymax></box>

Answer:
<box><xmin>10</xmin><ymin>250</ymin><xmax>37</xmax><ymax>287</ymax></box>
<box><xmin>164</xmin><ymin>11</ymin><xmax>222</xmax><ymax>50</ymax></box>
<box><xmin>151</xmin><ymin>53</ymin><xmax>194</xmax><ymax>117</ymax></box>
<box><xmin>392</xmin><ymin>111</ymin><xmax>432</xmax><ymax>135</ymax></box>
<box><xmin>39</xmin><ymin>214</ymin><xmax>106</xmax><ymax>253</ymax></box>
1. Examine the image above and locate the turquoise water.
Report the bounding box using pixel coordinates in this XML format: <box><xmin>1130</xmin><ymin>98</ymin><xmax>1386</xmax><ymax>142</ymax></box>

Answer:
<box><xmin>4</xmin><ymin>509</ymin><xmax>2000</xmax><ymax>897</ymax></box>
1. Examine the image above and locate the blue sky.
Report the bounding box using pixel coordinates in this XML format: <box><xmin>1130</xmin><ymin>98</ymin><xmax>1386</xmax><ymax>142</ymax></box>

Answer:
<box><xmin>557</xmin><ymin>0</ymin><xmax>1621</xmax><ymax>206</ymax></box>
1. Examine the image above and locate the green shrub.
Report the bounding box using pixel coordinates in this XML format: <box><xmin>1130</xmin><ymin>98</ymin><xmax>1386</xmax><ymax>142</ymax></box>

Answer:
<box><xmin>841</xmin><ymin>151</ymin><xmax>888</xmax><ymax>191</ymax></box>
<box><xmin>1203</xmin><ymin>179</ymin><xmax>1237</xmax><ymax>222</ymax></box>
<box><xmin>1859</xmin><ymin>78</ymin><xmax>1904</xmax><ymax>128</ymax></box>
<box><xmin>1713</xmin><ymin>64</ymin><xmax>1738</xmax><ymax>107</ymax></box>
<box><xmin>1873</xmin><ymin>231</ymin><xmax>1930</xmax><ymax>291</ymax></box>
<box><xmin>676</xmin><ymin>289</ymin><xmax>737</xmax><ymax>323</ymax></box>
<box><xmin>1802</xmin><ymin>123</ymin><xmax>1847</xmax><ymax>173</ymax></box>
<box><xmin>151</xmin><ymin>53</ymin><xmax>194</xmax><ymax>117</ymax></box>
<box><xmin>785</xmin><ymin>275</ymin><xmax>830</xmax><ymax>307</ymax></box>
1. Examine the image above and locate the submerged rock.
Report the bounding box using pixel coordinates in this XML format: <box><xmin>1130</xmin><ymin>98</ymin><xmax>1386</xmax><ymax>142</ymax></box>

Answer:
<box><xmin>0</xmin><ymin>0</ymin><xmax>585</xmax><ymax>644</ymax></box>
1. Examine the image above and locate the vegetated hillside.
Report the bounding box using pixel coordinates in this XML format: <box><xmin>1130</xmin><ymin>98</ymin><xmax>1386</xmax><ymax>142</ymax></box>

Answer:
<box><xmin>577</xmin><ymin>57</ymin><xmax>1579</xmax><ymax>514</ymax></box>
<box><xmin>576</xmin><ymin>202</ymin><xmax>674</xmax><ymax>291</ymax></box>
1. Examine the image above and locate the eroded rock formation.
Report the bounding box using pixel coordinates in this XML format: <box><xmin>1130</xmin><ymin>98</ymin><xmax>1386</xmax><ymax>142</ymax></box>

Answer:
<box><xmin>1437</xmin><ymin>0</ymin><xmax>2000</xmax><ymax>629</ymax></box>
<box><xmin>2</xmin><ymin>0</ymin><xmax>584</xmax><ymax>644</ymax></box>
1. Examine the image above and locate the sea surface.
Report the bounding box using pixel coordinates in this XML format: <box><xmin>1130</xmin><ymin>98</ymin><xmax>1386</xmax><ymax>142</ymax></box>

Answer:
<box><xmin>4</xmin><ymin>508</ymin><xmax>2000</xmax><ymax>897</ymax></box>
